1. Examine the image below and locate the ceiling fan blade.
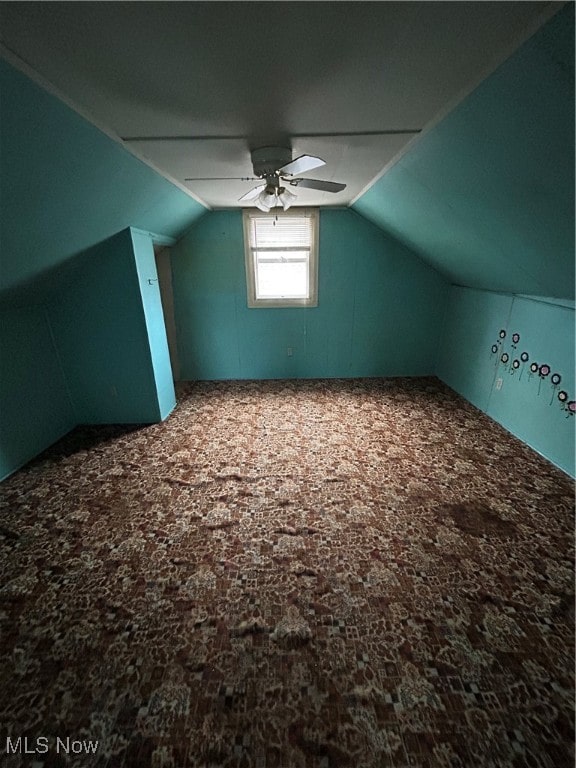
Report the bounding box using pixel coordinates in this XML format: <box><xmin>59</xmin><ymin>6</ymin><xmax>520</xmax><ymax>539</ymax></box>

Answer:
<box><xmin>185</xmin><ymin>176</ymin><xmax>258</xmax><ymax>181</ymax></box>
<box><xmin>278</xmin><ymin>154</ymin><xmax>326</xmax><ymax>176</ymax></box>
<box><xmin>238</xmin><ymin>184</ymin><xmax>266</xmax><ymax>202</ymax></box>
<box><xmin>288</xmin><ymin>178</ymin><xmax>346</xmax><ymax>193</ymax></box>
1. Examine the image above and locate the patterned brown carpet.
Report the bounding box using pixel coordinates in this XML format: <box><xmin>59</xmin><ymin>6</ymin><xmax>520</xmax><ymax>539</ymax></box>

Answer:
<box><xmin>0</xmin><ymin>377</ymin><xmax>574</xmax><ymax>768</ymax></box>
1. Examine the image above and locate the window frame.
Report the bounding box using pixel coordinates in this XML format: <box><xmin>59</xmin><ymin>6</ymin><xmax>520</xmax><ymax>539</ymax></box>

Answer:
<box><xmin>243</xmin><ymin>208</ymin><xmax>319</xmax><ymax>309</ymax></box>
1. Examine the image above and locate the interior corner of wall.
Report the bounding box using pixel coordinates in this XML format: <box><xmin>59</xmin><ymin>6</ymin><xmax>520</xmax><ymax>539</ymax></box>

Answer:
<box><xmin>173</xmin><ymin>208</ymin><xmax>212</xmax><ymax>245</ymax></box>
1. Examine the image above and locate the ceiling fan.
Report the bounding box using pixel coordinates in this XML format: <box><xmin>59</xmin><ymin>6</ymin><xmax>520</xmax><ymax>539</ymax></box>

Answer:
<box><xmin>185</xmin><ymin>146</ymin><xmax>346</xmax><ymax>211</ymax></box>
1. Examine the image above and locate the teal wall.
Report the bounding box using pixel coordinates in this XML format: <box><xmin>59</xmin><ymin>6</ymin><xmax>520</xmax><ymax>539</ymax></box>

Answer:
<box><xmin>0</xmin><ymin>57</ymin><xmax>198</xmax><ymax>480</ymax></box>
<box><xmin>171</xmin><ymin>209</ymin><xmax>448</xmax><ymax>380</ymax></box>
<box><xmin>48</xmin><ymin>230</ymin><xmax>172</xmax><ymax>425</ymax></box>
<box><xmin>0</xmin><ymin>306</ymin><xmax>75</xmax><ymax>481</ymax></box>
<box><xmin>2</xmin><ymin>18</ymin><xmax>573</xmax><ymax>481</ymax></box>
<box><xmin>437</xmin><ymin>286</ymin><xmax>575</xmax><ymax>477</ymax></box>
<box><xmin>130</xmin><ymin>230</ymin><xmax>177</xmax><ymax>419</ymax></box>
<box><xmin>0</xmin><ymin>57</ymin><xmax>207</xmax><ymax>299</ymax></box>
<box><xmin>352</xmin><ymin>4</ymin><xmax>574</xmax><ymax>299</ymax></box>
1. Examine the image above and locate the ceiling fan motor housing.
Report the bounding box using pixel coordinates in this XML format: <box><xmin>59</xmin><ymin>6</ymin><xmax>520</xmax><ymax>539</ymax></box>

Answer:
<box><xmin>251</xmin><ymin>146</ymin><xmax>292</xmax><ymax>178</ymax></box>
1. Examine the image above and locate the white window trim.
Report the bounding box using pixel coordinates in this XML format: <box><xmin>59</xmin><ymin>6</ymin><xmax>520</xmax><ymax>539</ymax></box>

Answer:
<box><xmin>243</xmin><ymin>208</ymin><xmax>319</xmax><ymax>308</ymax></box>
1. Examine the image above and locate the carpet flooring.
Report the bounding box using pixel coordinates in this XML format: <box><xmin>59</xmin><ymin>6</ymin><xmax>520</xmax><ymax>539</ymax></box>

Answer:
<box><xmin>0</xmin><ymin>377</ymin><xmax>574</xmax><ymax>768</ymax></box>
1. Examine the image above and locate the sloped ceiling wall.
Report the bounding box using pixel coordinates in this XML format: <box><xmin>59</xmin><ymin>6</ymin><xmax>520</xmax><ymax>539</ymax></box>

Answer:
<box><xmin>352</xmin><ymin>3</ymin><xmax>574</xmax><ymax>300</ymax></box>
<box><xmin>0</xmin><ymin>59</ymin><xmax>208</xmax><ymax>303</ymax></box>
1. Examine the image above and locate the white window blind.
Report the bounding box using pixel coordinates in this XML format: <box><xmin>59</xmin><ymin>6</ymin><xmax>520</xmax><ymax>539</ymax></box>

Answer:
<box><xmin>248</xmin><ymin>215</ymin><xmax>313</xmax><ymax>250</ymax></box>
<box><xmin>243</xmin><ymin>210</ymin><xmax>319</xmax><ymax>308</ymax></box>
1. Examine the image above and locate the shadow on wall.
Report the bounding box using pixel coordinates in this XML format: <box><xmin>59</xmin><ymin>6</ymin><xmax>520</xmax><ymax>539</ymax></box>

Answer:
<box><xmin>0</xmin><ymin>242</ymin><xmax>106</xmax><ymax>308</ymax></box>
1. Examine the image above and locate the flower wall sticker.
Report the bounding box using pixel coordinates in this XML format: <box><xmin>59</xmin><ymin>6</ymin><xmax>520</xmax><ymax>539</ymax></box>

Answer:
<box><xmin>490</xmin><ymin>330</ymin><xmax>507</xmax><ymax>365</ymax></box>
<box><xmin>539</xmin><ymin>364</ymin><xmax>551</xmax><ymax>378</ymax></box>
<box><xmin>536</xmin><ymin>363</ymin><xmax>550</xmax><ymax>395</ymax></box>
<box><xmin>550</xmin><ymin>374</ymin><xmax>562</xmax><ymax>405</ymax></box>
<box><xmin>519</xmin><ymin>351</ymin><xmax>529</xmax><ymax>380</ymax></box>
<box><xmin>489</xmin><ymin>328</ymin><xmax>572</xmax><ymax>417</ymax></box>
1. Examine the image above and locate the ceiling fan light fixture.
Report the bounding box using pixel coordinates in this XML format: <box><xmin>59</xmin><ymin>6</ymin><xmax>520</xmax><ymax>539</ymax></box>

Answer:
<box><xmin>255</xmin><ymin>194</ymin><xmax>272</xmax><ymax>212</ymax></box>
<box><xmin>255</xmin><ymin>183</ymin><xmax>279</xmax><ymax>211</ymax></box>
<box><xmin>278</xmin><ymin>186</ymin><xmax>297</xmax><ymax>211</ymax></box>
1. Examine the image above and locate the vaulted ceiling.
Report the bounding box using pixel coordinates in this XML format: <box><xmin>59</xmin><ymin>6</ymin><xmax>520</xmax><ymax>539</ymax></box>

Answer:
<box><xmin>352</xmin><ymin>2</ymin><xmax>575</xmax><ymax>299</ymax></box>
<box><xmin>0</xmin><ymin>2</ymin><xmax>573</xmax><ymax>299</ymax></box>
<box><xmin>0</xmin><ymin>1</ymin><xmax>561</xmax><ymax>208</ymax></box>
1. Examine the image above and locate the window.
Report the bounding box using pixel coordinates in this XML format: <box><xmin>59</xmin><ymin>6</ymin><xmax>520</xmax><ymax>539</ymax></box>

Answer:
<box><xmin>243</xmin><ymin>209</ymin><xmax>318</xmax><ymax>308</ymax></box>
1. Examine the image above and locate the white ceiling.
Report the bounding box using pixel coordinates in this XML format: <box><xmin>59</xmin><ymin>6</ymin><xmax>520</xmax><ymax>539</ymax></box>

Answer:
<box><xmin>0</xmin><ymin>1</ymin><xmax>559</xmax><ymax>209</ymax></box>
